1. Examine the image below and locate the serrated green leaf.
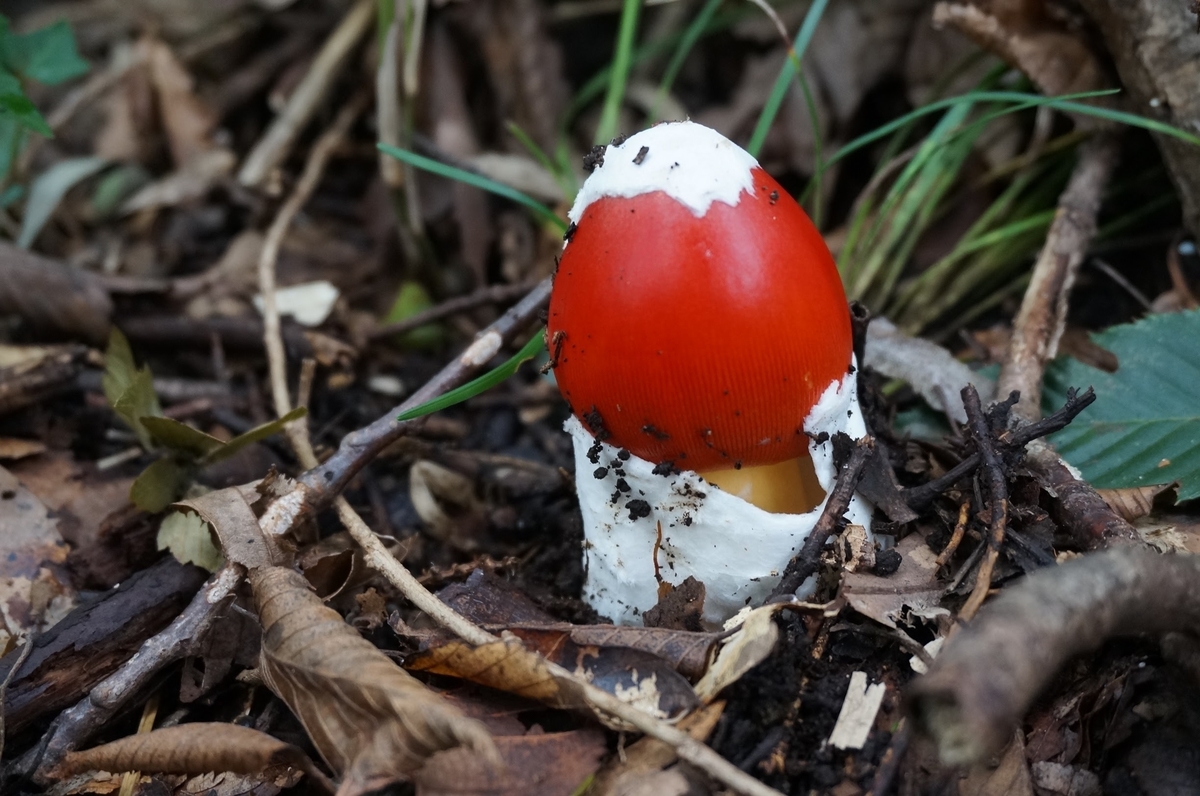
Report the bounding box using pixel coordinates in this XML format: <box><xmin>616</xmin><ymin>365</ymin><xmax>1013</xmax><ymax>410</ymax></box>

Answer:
<box><xmin>130</xmin><ymin>457</ymin><xmax>188</xmax><ymax>513</ymax></box>
<box><xmin>141</xmin><ymin>416</ymin><xmax>225</xmax><ymax>458</ymax></box>
<box><xmin>1043</xmin><ymin>308</ymin><xmax>1200</xmax><ymax>500</ymax></box>
<box><xmin>104</xmin><ymin>328</ymin><xmax>162</xmax><ymax>449</ymax></box>
<box><xmin>203</xmin><ymin>406</ymin><xmax>307</xmax><ymax>465</ymax></box>
<box><xmin>157</xmin><ymin>510</ymin><xmax>223</xmax><ymax>572</ymax></box>
<box><xmin>0</xmin><ymin>19</ymin><xmax>89</xmax><ymax>85</ymax></box>
<box><xmin>397</xmin><ymin>331</ymin><xmax>545</xmax><ymax>421</ymax></box>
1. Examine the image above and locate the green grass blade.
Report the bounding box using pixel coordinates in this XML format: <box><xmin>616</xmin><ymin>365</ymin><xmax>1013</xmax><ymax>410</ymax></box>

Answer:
<box><xmin>397</xmin><ymin>331</ymin><xmax>546</xmax><ymax>421</ymax></box>
<box><xmin>746</xmin><ymin>0</ymin><xmax>829</xmax><ymax>157</ymax></box>
<box><xmin>594</xmin><ymin>0</ymin><xmax>643</xmax><ymax>145</ymax></box>
<box><xmin>649</xmin><ymin>0</ymin><xmax>723</xmax><ymax>123</ymax></box>
<box><xmin>378</xmin><ymin>143</ymin><xmax>567</xmax><ymax>231</ymax></box>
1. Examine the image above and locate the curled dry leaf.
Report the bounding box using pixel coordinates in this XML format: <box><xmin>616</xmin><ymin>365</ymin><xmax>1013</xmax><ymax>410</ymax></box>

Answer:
<box><xmin>0</xmin><ymin>344</ymin><xmax>86</xmax><ymax>416</ymax></box>
<box><xmin>693</xmin><ymin>604</ymin><xmax>782</xmax><ymax>704</ymax></box>
<box><xmin>176</xmin><ymin>484</ymin><xmax>279</xmax><ymax>570</ymax></box>
<box><xmin>0</xmin><ymin>243</ymin><xmax>112</xmax><ymax>344</ymax></box>
<box><xmin>404</xmin><ymin>632</ymin><xmax>698</xmax><ymax>721</ymax></box>
<box><xmin>54</xmin><ymin>722</ymin><xmax>329</xmax><ymax>792</ymax></box>
<box><xmin>843</xmin><ymin>532</ymin><xmax>947</xmax><ymax>629</ymax></box>
<box><xmin>413</xmin><ymin>728</ymin><xmax>607</xmax><ymax>796</ymax></box>
<box><xmin>1097</xmin><ymin>484</ymin><xmax>1175</xmax><ymax>523</ymax></box>
<box><xmin>588</xmin><ymin>701</ymin><xmax>726</xmax><ymax>796</ymax></box>
<box><xmin>249</xmin><ymin>567</ymin><xmax>499</xmax><ymax>795</ymax></box>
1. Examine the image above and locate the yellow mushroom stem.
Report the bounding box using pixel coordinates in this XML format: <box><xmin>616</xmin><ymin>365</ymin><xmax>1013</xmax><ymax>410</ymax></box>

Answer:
<box><xmin>699</xmin><ymin>453</ymin><xmax>825</xmax><ymax>515</ymax></box>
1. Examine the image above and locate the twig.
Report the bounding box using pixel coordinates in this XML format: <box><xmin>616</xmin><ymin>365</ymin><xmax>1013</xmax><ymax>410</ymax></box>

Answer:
<box><xmin>998</xmin><ymin>132</ymin><xmax>1121</xmax><ymax>421</ymax></box>
<box><xmin>934</xmin><ymin>501</ymin><xmax>971</xmax><ymax>570</ymax></box>
<box><xmin>369</xmin><ymin>281</ymin><xmax>542</xmax><ymax>340</ymax></box>
<box><xmin>30</xmin><ymin>568</ymin><xmax>241</xmax><ymax>780</ymax></box>
<box><xmin>902</xmin><ymin>387</ymin><xmax>1095</xmax><ymax>510</ymax></box>
<box><xmin>237</xmin><ymin>0</ymin><xmax>375</xmax><ymax>189</ymax></box>
<box><xmin>258</xmin><ymin>91</ymin><xmax>368</xmax><ymax>455</ymax></box>
<box><xmin>907</xmin><ymin>548</ymin><xmax>1200</xmax><ymax>765</ymax></box>
<box><xmin>1025</xmin><ymin>440</ymin><xmax>1143</xmax><ymax>549</ymax></box>
<box><xmin>957</xmin><ymin>386</ymin><xmax>1009</xmax><ymax>621</ymax></box>
<box><xmin>866</xmin><ymin>719</ymin><xmax>911</xmax><ymax>796</ymax></box>
<box><xmin>766</xmin><ymin>437</ymin><xmax>874</xmax><ymax>602</ymax></box>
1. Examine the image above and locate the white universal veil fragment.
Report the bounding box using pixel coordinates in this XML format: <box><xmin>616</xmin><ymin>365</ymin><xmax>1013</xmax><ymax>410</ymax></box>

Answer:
<box><xmin>547</xmin><ymin>121</ymin><xmax>873</xmax><ymax>627</ymax></box>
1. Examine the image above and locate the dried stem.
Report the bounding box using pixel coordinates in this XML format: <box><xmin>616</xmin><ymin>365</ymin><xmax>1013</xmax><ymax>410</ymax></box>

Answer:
<box><xmin>902</xmin><ymin>387</ymin><xmax>1095</xmax><ymax>510</ymax></box>
<box><xmin>369</xmin><ymin>281</ymin><xmax>541</xmax><ymax>340</ymax></box>
<box><xmin>767</xmin><ymin>437</ymin><xmax>874</xmax><ymax>602</ymax></box>
<box><xmin>237</xmin><ymin>0</ymin><xmax>375</xmax><ymax>188</ymax></box>
<box><xmin>908</xmin><ymin>548</ymin><xmax>1200</xmax><ymax>765</ymax></box>
<box><xmin>998</xmin><ymin>132</ymin><xmax>1121</xmax><ymax>421</ymax></box>
<box><xmin>957</xmin><ymin>386</ymin><xmax>1009</xmax><ymax>621</ymax></box>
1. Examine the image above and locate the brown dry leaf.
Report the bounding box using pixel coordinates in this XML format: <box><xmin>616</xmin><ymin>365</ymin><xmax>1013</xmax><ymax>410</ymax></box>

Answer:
<box><xmin>0</xmin><ymin>438</ymin><xmax>47</xmax><ymax>460</ymax></box>
<box><xmin>0</xmin><ymin>465</ymin><xmax>73</xmax><ymax>646</ymax></box>
<box><xmin>0</xmin><ymin>344</ymin><xmax>87</xmax><ymax>416</ymax></box>
<box><xmin>1097</xmin><ymin>484</ymin><xmax>1175</xmax><ymax>523</ymax></box>
<box><xmin>958</xmin><ymin>732</ymin><xmax>1033</xmax><ymax>796</ymax></box>
<box><xmin>693</xmin><ymin>605</ymin><xmax>783</xmax><ymax>703</ymax></box>
<box><xmin>413</xmin><ymin>727</ymin><xmax>606</xmax><ymax>796</ymax></box>
<box><xmin>589</xmin><ymin>701</ymin><xmax>725</xmax><ymax>796</ymax></box>
<box><xmin>405</xmin><ymin>631</ymin><xmax>698</xmax><ymax>720</ymax></box>
<box><xmin>177</xmin><ymin>484</ymin><xmax>279</xmax><ymax>570</ymax></box>
<box><xmin>933</xmin><ymin>1</ymin><xmax>1105</xmax><ymax>98</ymax></box>
<box><xmin>249</xmin><ymin>567</ymin><xmax>499</xmax><ymax>795</ymax></box>
<box><xmin>409</xmin><ymin>460</ymin><xmax>488</xmax><ymax>549</ymax></box>
<box><xmin>843</xmin><ymin>533</ymin><xmax>946</xmax><ymax>629</ymax></box>
<box><xmin>142</xmin><ymin>37</ymin><xmax>218</xmax><ymax>167</ymax></box>
<box><xmin>120</xmin><ymin>148</ymin><xmax>237</xmax><ymax>215</ymax></box>
<box><xmin>54</xmin><ymin>723</ymin><xmax>325</xmax><ymax>787</ymax></box>
<box><xmin>0</xmin><ymin>244</ymin><xmax>112</xmax><ymax>344</ymax></box>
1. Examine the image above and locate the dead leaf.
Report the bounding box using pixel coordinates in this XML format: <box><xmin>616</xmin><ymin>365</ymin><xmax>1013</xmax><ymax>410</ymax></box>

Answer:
<box><xmin>249</xmin><ymin>566</ymin><xmax>498</xmax><ymax>795</ymax></box>
<box><xmin>589</xmin><ymin>701</ymin><xmax>725</xmax><ymax>796</ymax></box>
<box><xmin>0</xmin><ymin>465</ymin><xmax>74</xmax><ymax>645</ymax></box>
<box><xmin>177</xmin><ymin>484</ymin><xmax>280</xmax><ymax>570</ymax></box>
<box><xmin>0</xmin><ymin>438</ymin><xmax>47</xmax><ymax>460</ymax></box>
<box><xmin>54</xmin><ymin>723</ymin><xmax>326</xmax><ymax>789</ymax></box>
<box><xmin>958</xmin><ymin>732</ymin><xmax>1033</xmax><ymax>796</ymax></box>
<box><xmin>1097</xmin><ymin>484</ymin><xmax>1175</xmax><ymax>523</ymax></box>
<box><xmin>119</xmin><ymin>148</ymin><xmax>237</xmax><ymax>215</ymax></box>
<box><xmin>405</xmin><ymin>632</ymin><xmax>698</xmax><ymax>720</ymax></box>
<box><xmin>410</xmin><ymin>460</ymin><xmax>487</xmax><ymax>549</ymax></box>
<box><xmin>0</xmin><ymin>343</ymin><xmax>87</xmax><ymax>415</ymax></box>
<box><xmin>413</xmin><ymin>728</ymin><xmax>606</xmax><ymax>796</ymax></box>
<box><xmin>694</xmin><ymin>604</ymin><xmax>781</xmax><ymax>703</ymax></box>
<box><xmin>843</xmin><ymin>533</ymin><xmax>946</xmax><ymax>629</ymax></box>
<box><xmin>142</xmin><ymin>37</ymin><xmax>218</xmax><ymax>167</ymax></box>
<box><xmin>932</xmin><ymin>2</ymin><xmax>1105</xmax><ymax>99</ymax></box>
<box><xmin>0</xmin><ymin>243</ymin><xmax>112</xmax><ymax>344</ymax></box>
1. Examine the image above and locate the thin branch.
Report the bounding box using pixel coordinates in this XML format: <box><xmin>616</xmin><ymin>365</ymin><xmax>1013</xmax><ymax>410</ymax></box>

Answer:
<box><xmin>908</xmin><ymin>548</ymin><xmax>1200</xmax><ymax>765</ymax></box>
<box><xmin>902</xmin><ymin>387</ymin><xmax>1096</xmax><ymax>510</ymax></box>
<box><xmin>957</xmin><ymin>386</ymin><xmax>1009</xmax><ymax>621</ymax></box>
<box><xmin>369</xmin><ymin>281</ymin><xmax>542</xmax><ymax>341</ymax></box>
<box><xmin>766</xmin><ymin>436</ymin><xmax>874</xmax><ymax>602</ymax></box>
<box><xmin>237</xmin><ymin>0</ymin><xmax>375</xmax><ymax>188</ymax></box>
<box><xmin>998</xmin><ymin>132</ymin><xmax>1121</xmax><ymax>421</ymax></box>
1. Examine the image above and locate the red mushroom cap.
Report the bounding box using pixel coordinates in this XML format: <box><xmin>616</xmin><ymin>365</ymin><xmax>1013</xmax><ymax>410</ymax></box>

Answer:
<box><xmin>548</xmin><ymin>126</ymin><xmax>851</xmax><ymax>472</ymax></box>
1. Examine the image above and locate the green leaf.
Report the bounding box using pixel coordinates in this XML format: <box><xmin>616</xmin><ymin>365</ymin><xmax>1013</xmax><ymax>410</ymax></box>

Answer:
<box><xmin>397</xmin><ymin>330</ymin><xmax>545</xmax><ymax>421</ymax></box>
<box><xmin>204</xmin><ymin>406</ymin><xmax>307</xmax><ymax>465</ymax></box>
<box><xmin>17</xmin><ymin>155</ymin><xmax>108</xmax><ymax>248</ymax></box>
<box><xmin>130</xmin><ymin>457</ymin><xmax>188</xmax><ymax>513</ymax></box>
<box><xmin>141</xmin><ymin>416</ymin><xmax>226</xmax><ymax>458</ymax></box>
<box><xmin>157</xmin><ymin>510</ymin><xmax>223</xmax><ymax>571</ymax></box>
<box><xmin>377</xmin><ymin>143</ymin><xmax>567</xmax><ymax>232</ymax></box>
<box><xmin>384</xmin><ymin>280</ymin><xmax>444</xmax><ymax>349</ymax></box>
<box><xmin>103</xmin><ymin>328</ymin><xmax>162</xmax><ymax>449</ymax></box>
<box><xmin>0</xmin><ymin>69</ymin><xmax>51</xmax><ymax>136</ymax></box>
<box><xmin>0</xmin><ymin>19</ymin><xmax>89</xmax><ymax>85</ymax></box>
<box><xmin>1043</xmin><ymin>308</ymin><xmax>1200</xmax><ymax>500</ymax></box>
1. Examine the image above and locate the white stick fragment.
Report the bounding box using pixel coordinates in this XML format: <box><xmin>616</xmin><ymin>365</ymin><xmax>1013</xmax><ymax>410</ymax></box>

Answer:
<box><xmin>829</xmin><ymin>672</ymin><xmax>887</xmax><ymax>751</ymax></box>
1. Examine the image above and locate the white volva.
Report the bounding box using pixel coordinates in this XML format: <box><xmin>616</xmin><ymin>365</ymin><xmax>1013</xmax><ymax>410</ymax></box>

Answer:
<box><xmin>569</xmin><ymin>121</ymin><xmax>759</xmax><ymax>222</ymax></box>
<box><xmin>570</xmin><ymin>365</ymin><xmax>874</xmax><ymax>628</ymax></box>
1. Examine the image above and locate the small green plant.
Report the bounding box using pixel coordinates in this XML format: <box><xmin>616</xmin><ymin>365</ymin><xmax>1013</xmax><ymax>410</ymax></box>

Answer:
<box><xmin>0</xmin><ymin>15</ymin><xmax>88</xmax><ymax>191</ymax></box>
<box><xmin>103</xmin><ymin>329</ymin><xmax>306</xmax><ymax>512</ymax></box>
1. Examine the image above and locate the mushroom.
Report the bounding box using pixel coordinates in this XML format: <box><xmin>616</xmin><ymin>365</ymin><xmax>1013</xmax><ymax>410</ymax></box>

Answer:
<box><xmin>548</xmin><ymin>121</ymin><xmax>872</xmax><ymax>627</ymax></box>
